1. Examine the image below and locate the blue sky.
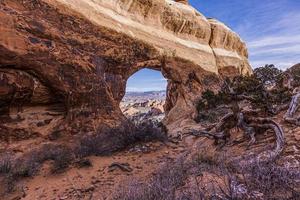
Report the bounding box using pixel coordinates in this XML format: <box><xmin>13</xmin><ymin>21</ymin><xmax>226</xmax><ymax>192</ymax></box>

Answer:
<box><xmin>126</xmin><ymin>69</ymin><xmax>168</xmax><ymax>92</ymax></box>
<box><xmin>127</xmin><ymin>0</ymin><xmax>300</xmax><ymax>92</ymax></box>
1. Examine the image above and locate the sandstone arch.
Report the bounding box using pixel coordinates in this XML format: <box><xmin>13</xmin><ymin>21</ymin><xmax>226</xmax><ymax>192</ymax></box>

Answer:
<box><xmin>174</xmin><ymin>0</ymin><xmax>189</xmax><ymax>5</ymax></box>
<box><xmin>0</xmin><ymin>0</ymin><xmax>252</xmax><ymax>138</ymax></box>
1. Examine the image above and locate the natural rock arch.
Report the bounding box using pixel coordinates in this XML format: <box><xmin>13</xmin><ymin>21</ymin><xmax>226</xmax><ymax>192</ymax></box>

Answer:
<box><xmin>174</xmin><ymin>0</ymin><xmax>189</xmax><ymax>5</ymax></box>
<box><xmin>0</xmin><ymin>0</ymin><xmax>252</xmax><ymax>137</ymax></box>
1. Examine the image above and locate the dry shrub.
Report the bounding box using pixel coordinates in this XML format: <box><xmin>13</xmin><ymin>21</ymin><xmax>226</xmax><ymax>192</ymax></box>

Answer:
<box><xmin>240</xmin><ymin>161</ymin><xmax>300</xmax><ymax>199</ymax></box>
<box><xmin>77</xmin><ymin>121</ymin><xmax>166</xmax><ymax>157</ymax></box>
<box><xmin>0</xmin><ymin>144</ymin><xmax>74</xmax><ymax>194</ymax></box>
<box><xmin>0</xmin><ymin>154</ymin><xmax>12</xmax><ymax>174</ymax></box>
<box><xmin>113</xmin><ymin>150</ymin><xmax>300</xmax><ymax>200</ymax></box>
<box><xmin>113</xmin><ymin>156</ymin><xmax>190</xmax><ymax>200</ymax></box>
<box><xmin>134</xmin><ymin>121</ymin><xmax>167</xmax><ymax>142</ymax></box>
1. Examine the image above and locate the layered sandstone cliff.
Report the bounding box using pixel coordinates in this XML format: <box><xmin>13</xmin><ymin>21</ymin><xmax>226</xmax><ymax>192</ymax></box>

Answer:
<box><xmin>0</xmin><ymin>0</ymin><xmax>252</xmax><ymax>138</ymax></box>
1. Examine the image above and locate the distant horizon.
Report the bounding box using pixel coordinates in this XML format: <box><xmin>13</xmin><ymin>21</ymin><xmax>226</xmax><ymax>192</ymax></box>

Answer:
<box><xmin>126</xmin><ymin>89</ymin><xmax>166</xmax><ymax>93</ymax></box>
<box><xmin>126</xmin><ymin>68</ymin><xmax>168</xmax><ymax>93</ymax></box>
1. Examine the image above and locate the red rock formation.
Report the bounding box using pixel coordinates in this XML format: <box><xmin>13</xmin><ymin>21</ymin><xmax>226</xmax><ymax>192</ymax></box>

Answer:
<box><xmin>175</xmin><ymin>0</ymin><xmax>189</xmax><ymax>4</ymax></box>
<box><xmin>0</xmin><ymin>0</ymin><xmax>252</xmax><ymax>139</ymax></box>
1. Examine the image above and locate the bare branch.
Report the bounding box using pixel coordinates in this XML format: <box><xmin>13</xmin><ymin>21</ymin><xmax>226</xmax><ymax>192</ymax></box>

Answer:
<box><xmin>249</xmin><ymin>117</ymin><xmax>285</xmax><ymax>158</ymax></box>
<box><xmin>284</xmin><ymin>92</ymin><xmax>300</xmax><ymax>125</ymax></box>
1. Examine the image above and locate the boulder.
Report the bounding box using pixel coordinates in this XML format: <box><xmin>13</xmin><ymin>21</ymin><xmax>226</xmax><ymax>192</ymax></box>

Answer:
<box><xmin>0</xmin><ymin>0</ymin><xmax>252</xmax><ymax>138</ymax></box>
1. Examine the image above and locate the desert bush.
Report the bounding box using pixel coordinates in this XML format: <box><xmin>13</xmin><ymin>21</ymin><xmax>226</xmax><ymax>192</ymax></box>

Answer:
<box><xmin>254</xmin><ymin>64</ymin><xmax>283</xmax><ymax>85</ymax></box>
<box><xmin>0</xmin><ymin>144</ymin><xmax>75</xmax><ymax>194</ymax></box>
<box><xmin>240</xmin><ymin>161</ymin><xmax>300</xmax><ymax>199</ymax></box>
<box><xmin>134</xmin><ymin>121</ymin><xmax>167</xmax><ymax>142</ymax></box>
<box><xmin>195</xmin><ymin>106</ymin><xmax>230</xmax><ymax>124</ymax></box>
<box><xmin>12</xmin><ymin>157</ymin><xmax>40</xmax><ymax>178</ymax></box>
<box><xmin>113</xmin><ymin>148</ymin><xmax>300</xmax><ymax>200</ymax></box>
<box><xmin>197</xmin><ymin>89</ymin><xmax>231</xmax><ymax>112</ymax></box>
<box><xmin>113</xmin><ymin>156</ymin><xmax>190</xmax><ymax>200</ymax></box>
<box><xmin>0</xmin><ymin>154</ymin><xmax>12</xmax><ymax>174</ymax></box>
<box><xmin>77</xmin><ymin>121</ymin><xmax>166</xmax><ymax>157</ymax></box>
<box><xmin>196</xmin><ymin>65</ymin><xmax>293</xmax><ymax>117</ymax></box>
<box><xmin>6</xmin><ymin>144</ymin><xmax>74</xmax><ymax>176</ymax></box>
<box><xmin>50</xmin><ymin>147</ymin><xmax>74</xmax><ymax>173</ymax></box>
<box><xmin>197</xmin><ymin>89</ymin><xmax>219</xmax><ymax>110</ymax></box>
<box><xmin>0</xmin><ymin>175</ymin><xmax>15</xmax><ymax>194</ymax></box>
<box><xmin>77</xmin><ymin>125</ymin><xmax>137</xmax><ymax>157</ymax></box>
<box><xmin>192</xmin><ymin>155</ymin><xmax>300</xmax><ymax>199</ymax></box>
<box><xmin>113</xmin><ymin>152</ymin><xmax>235</xmax><ymax>200</ymax></box>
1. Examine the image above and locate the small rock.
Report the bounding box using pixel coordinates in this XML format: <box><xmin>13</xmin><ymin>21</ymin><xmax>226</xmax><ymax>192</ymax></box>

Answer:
<box><xmin>91</xmin><ymin>179</ymin><xmax>101</xmax><ymax>184</ymax></box>
<box><xmin>108</xmin><ymin>162</ymin><xmax>133</xmax><ymax>172</ymax></box>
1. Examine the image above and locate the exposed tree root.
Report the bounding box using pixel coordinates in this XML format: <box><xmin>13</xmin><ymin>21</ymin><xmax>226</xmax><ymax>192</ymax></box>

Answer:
<box><xmin>269</xmin><ymin>103</ymin><xmax>289</xmax><ymax>115</ymax></box>
<box><xmin>108</xmin><ymin>162</ymin><xmax>133</xmax><ymax>172</ymax></box>
<box><xmin>284</xmin><ymin>92</ymin><xmax>300</xmax><ymax>125</ymax></box>
<box><xmin>237</xmin><ymin>112</ymin><xmax>255</xmax><ymax>146</ymax></box>
<box><xmin>248</xmin><ymin>117</ymin><xmax>285</xmax><ymax>158</ymax></box>
<box><xmin>190</xmin><ymin>113</ymin><xmax>235</xmax><ymax>145</ymax></box>
<box><xmin>190</xmin><ymin>110</ymin><xmax>285</xmax><ymax>160</ymax></box>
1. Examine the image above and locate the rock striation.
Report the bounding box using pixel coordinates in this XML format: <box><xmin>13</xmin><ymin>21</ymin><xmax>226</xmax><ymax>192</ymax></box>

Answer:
<box><xmin>0</xmin><ymin>0</ymin><xmax>252</xmax><ymax>138</ymax></box>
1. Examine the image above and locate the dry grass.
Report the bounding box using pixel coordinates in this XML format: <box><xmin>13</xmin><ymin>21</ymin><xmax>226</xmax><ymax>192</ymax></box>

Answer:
<box><xmin>112</xmin><ymin>151</ymin><xmax>300</xmax><ymax>200</ymax></box>
<box><xmin>113</xmin><ymin>156</ymin><xmax>190</xmax><ymax>200</ymax></box>
<box><xmin>76</xmin><ymin>121</ymin><xmax>166</xmax><ymax>157</ymax></box>
<box><xmin>239</xmin><ymin>161</ymin><xmax>300</xmax><ymax>199</ymax></box>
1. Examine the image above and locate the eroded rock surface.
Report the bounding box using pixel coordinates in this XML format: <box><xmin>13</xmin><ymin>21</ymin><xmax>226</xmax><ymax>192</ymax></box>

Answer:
<box><xmin>121</xmin><ymin>91</ymin><xmax>166</xmax><ymax>123</ymax></box>
<box><xmin>0</xmin><ymin>0</ymin><xmax>252</xmax><ymax>139</ymax></box>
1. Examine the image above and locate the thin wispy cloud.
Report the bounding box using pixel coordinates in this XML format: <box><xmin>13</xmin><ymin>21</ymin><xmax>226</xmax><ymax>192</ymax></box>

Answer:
<box><xmin>248</xmin><ymin>35</ymin><xmax>300</xmax><ymax>49</ymax></box>
<box><xmin>247</xmin><ymin>9</ymin><xmax>300</xmax><ymax>68</ymax></box>
<box><xmin>191</xmin><ymin>0</ymin><xmax>300</xmax><ymax>69</ymax></box>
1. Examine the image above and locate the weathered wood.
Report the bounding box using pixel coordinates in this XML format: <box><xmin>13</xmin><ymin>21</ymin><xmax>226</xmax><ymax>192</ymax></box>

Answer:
<box><xmin>249</xmin><ymin>117</ymin><xmax>285</xmax><ymax>158</ymax></box>
<box><xmin>284</xmin><ymin>92</ymin><xmax>300</xmax><ymax>125</ymax></box>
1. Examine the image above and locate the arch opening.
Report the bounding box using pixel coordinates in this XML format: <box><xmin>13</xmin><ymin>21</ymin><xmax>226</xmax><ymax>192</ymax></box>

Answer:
<box><xmin>120</xmin><ymin>68</ymin><xmax>167</xmax><ymax>124</ymax></box>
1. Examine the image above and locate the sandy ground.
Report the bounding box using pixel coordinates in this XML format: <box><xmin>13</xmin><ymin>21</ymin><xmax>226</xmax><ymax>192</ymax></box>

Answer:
<box><xmin>5</xmin><ymin>140</ymin><xmax>186</xmax><ymax>200</ymax></box>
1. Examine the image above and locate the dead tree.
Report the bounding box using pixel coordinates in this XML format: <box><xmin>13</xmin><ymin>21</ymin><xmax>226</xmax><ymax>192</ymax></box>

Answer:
<box><xmin>191</xmin><ymin>109</ymin><xmax>285</xmax><ymax>160</ymax></box>
<box><xmin>248</xmin><ymin>117</ymin><xmax>285</xmax><ymax>157</ymax></box>
<box><xmin>284</xmin><ymin>88</ymin><xmax>300</xmax><ymax>125</ymax></box>
<box><xmin>237</xmin><ymin>112</ymin><xmax>256</xmax><ymax>146</ymax></box>
<box><xmin>193</xmin><ymin>77</ymin><xmax>285</xmax><ymax>160</ymax></box>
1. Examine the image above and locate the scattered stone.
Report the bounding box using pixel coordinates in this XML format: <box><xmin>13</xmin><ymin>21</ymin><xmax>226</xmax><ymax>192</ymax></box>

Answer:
<box><xmin>108</xmin><ymin>162</ymin><xmax>133</xmax><ymax>172</ymax></box>
<box><xmin>91</xmin><ymin>179</ymin><xmax>101</xmax><ymax>184</ymax></box>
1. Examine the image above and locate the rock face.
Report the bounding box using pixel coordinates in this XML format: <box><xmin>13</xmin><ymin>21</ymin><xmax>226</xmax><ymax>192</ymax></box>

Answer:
<box><xmin>0</xmin><ymin>0</ymin><xmax>252</xmax><ymax>138</ymax></box>
<box><xmin>121</xmin><ymin>91</ymin><xmax>166</xmax><ymax>123</ymax></box>
<box><xmin>175</xmin><ymin>0</ymin><xmax>189</xmax><ymax>4</ymax></box>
